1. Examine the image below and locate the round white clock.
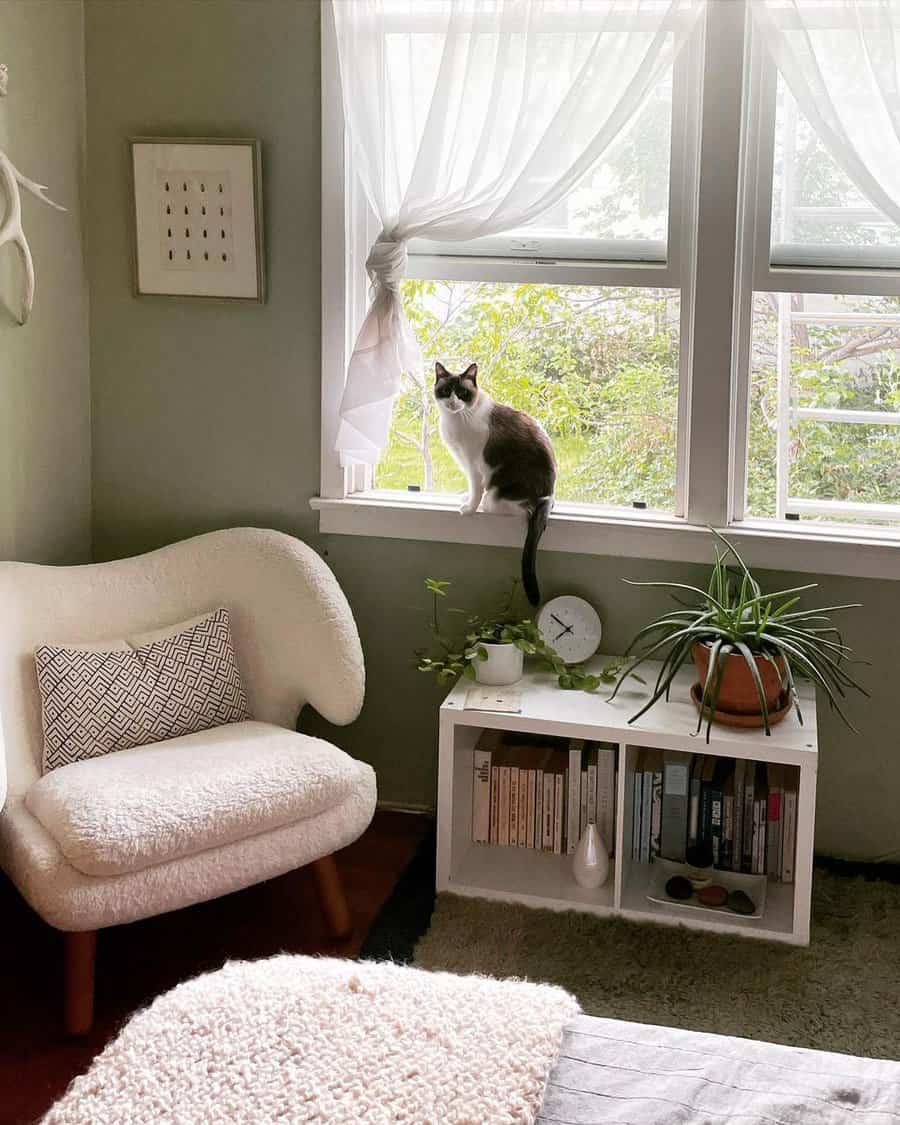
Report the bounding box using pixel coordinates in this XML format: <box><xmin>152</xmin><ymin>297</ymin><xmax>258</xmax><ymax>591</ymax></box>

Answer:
<box><xmin>536</xmin><ymin>595</ymin><xmax>602</xmax><ymax>665</ymax></box>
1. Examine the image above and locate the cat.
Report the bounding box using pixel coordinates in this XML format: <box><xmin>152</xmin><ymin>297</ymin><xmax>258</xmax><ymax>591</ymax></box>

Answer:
<box><xmin>434</xmin><ymin>361</ymin><xmax>556</xmax><ymax>606</ymax></box>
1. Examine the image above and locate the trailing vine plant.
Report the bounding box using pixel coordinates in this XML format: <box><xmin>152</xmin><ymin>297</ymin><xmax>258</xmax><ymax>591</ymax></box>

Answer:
<box><xmin>415</xmin><ymin>577</ymin><xmax>612</xmax><ymax>691</ymax></box>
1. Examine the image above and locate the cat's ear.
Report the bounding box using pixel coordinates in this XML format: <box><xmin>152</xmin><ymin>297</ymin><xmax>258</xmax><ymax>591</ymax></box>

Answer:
<box><xmin>435</xmin><ymin>361</ymin><xmax>449</xmax><ymax>381</ymax></box>
<box><xmin>464</xmin><ymin>363</ymin><xmax>478</xmax><ymax>384</ymax></box>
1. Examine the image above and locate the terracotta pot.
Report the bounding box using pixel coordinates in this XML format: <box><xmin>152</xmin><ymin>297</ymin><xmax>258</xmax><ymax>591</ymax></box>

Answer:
<box><xmin>692</xmin><ymin>642</ymin><xmax>787</xmax><ymax>716</ymax></box>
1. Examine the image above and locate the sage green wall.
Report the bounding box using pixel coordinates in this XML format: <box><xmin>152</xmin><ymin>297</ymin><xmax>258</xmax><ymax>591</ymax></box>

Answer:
<box><xmin>0</xmin><ymin>0</ymin><xmax>91</xmax><ymax>564</ymax></box>
<box><xmin>85</xmin><ymin>0</ymin><xmax>898</xmax><ymax>861</ymax></box>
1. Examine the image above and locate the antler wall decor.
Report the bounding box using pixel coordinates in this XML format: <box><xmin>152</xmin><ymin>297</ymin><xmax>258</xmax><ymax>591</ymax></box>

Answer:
<box><xmin>0</xmin><ymin>63</ymin><xmax>66</xmax><ymax>325</ymax></box>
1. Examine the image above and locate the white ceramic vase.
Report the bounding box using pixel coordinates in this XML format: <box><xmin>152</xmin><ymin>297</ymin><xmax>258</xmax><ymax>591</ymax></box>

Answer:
<box><xmin>573</xmin><ymin>823</ymin><xmax>610</xmax><ymax>889</ymax></box>
<box><xmin>474</xmin><ymin>642</ymin><xmax>524</xmax><ymax>686</ymax></box>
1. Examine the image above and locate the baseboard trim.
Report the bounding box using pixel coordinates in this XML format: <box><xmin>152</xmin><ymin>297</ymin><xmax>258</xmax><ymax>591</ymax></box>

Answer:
<box><xmin>376</xmin><ymin>801</ymin><xmax>435</xmax><ymax>817</ymax></box>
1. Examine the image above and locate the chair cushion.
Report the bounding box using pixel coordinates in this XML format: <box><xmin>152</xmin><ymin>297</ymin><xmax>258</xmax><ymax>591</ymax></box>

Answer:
<box><xmin>25</xmin><ymin>721</ymin><xmax>365</xmax><ymax>877</ymax></box>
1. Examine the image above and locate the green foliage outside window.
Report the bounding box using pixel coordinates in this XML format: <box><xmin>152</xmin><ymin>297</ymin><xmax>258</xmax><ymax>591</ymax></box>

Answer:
<box><xmin>376</xmin><ymin>280</ymin><xmax>681</xmax><ymax>512</ymax></box>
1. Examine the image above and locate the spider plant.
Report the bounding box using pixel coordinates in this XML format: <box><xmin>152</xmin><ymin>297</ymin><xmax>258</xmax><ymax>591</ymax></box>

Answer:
<box><xmin>609</xmin><ymin>530</ymin><xmax>868</xmax><ymax>740</ymax></box>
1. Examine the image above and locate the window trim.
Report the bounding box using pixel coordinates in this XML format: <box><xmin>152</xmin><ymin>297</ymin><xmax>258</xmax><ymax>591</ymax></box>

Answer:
<box><xmin>318</xmin><ymin>0</ymin><xmax>900</xmax><ymax>579</ymax></box>
<box><xmin>310</xmin><ymin>492</ymin><xmax>899</xmax><ymax>581</ymax></box>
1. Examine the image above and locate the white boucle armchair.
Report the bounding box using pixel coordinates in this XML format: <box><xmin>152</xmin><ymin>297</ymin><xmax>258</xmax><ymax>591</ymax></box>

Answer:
<box><xmin>0</xmin><ymin>528</ymin><xmax>376</xmax><ymax>1034</ymax></box>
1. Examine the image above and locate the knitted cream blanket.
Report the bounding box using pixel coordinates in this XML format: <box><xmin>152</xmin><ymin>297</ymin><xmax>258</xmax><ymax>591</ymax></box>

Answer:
<box><xmin>44</xmin><ymin>955</ymin><xmax>579</xmax><ymax>1124</ymax></box>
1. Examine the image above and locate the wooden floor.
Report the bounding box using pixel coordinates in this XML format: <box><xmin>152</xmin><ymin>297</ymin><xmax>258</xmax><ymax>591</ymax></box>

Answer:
<box><xmin>0</xmin><ymin>810</ymin><xmax>431</xmax><ymax>1125</ymax></box>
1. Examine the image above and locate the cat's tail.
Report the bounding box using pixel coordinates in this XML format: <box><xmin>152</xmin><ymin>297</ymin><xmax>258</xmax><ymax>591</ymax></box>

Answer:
<box><xmin>522</xmin><ymin>496</ymin><xmax>552</xmax><ymax>606</ymax></box>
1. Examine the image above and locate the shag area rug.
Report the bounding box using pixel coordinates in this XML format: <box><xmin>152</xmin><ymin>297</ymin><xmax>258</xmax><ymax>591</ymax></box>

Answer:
<box><xmin>412</xmin><ymin>871</ymin><xmax>900</xmax><ymax>1060</ymax></box>
<box><xmin>43</xmin><ymin>955</ymin><xmax>579</xmax><ymax>1125</ymax></box>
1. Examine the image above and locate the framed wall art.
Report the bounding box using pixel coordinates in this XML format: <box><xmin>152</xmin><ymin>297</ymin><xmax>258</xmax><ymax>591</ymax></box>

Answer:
<box><xmin>130</xmin><ymin>137</ymin><xmax>265</xmax><ymax>302</ymax></box>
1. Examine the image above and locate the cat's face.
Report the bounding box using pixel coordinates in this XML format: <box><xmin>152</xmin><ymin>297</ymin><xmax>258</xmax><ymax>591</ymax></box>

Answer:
<box><xmin>435</xmin><ymin>362</ymin><xmax>479</xmax><ymax>414</ymax></box>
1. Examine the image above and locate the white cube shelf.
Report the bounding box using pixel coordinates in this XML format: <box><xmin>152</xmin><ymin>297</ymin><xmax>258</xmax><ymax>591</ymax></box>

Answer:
<box><xmin>437</xmin><ymin>655</ymin><xmax>817</xmax><ymax>946</ymax></box>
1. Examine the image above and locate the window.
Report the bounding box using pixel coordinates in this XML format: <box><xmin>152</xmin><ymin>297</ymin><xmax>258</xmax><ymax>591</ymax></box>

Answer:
<box><xmin>735</xmin><ymin>5</ymin><xmax>900</xmax><ymax>538</ymax></box>
<box><xmin>377</xmin><ymin>282</ymin><xmax>681</xmax><ymax>510</ymax></box>
<box><xmin>746</xmin><ymin>292</ymin><xmax>900</xmax><ymax>523</ymax></box>
<box><xmin>379</xmin><ymin>45</ymin><xmax>692</xmax><ymax>514</ymax></box>
<box><xmin>771</xmin><ymin>78</ymin><xmax>900</xmax><ymax>263</ymax></box>
<box><xmin>319</xmin><ymin>1</ymin><xmax>900</xmax><ymax>578</ymax></box>
<box><xmin>409</xmin><ymin>68</ymin><xmax>674</xmax><ymax>262</ymax></box>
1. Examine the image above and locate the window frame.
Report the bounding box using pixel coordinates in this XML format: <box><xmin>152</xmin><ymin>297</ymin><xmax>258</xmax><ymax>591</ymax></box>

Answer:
<box><xmin>317</xmin><ymin>0</ymin><xmax>900</xmax><ymax>581</ymax></box>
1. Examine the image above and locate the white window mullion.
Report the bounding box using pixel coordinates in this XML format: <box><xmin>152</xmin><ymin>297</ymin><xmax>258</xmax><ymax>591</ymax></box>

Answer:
<box><xmin>684</xmin><ymin>0</ymin><xmax>748</xmax><ymax>528</ymax></box>
<box><xmin>774</xmin><ymin>291</ymin><xmax>793</xmax><ymax>520</ymax></box>
<box><xmin>730</xmin><ymin>27</ymin><xmax>775</xmax><ymax>523</ymax></box>
<box><xmin>669</xmin><ymin>17</ymin><xmax>703</xmax><ymax>519</ymax></box>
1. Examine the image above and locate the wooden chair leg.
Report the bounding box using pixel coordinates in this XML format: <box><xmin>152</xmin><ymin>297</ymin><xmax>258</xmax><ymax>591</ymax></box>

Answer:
<box><xmin>310</xmin><ymin>855</ymin><xmax>352</xmax><ymax>940</ymax></box>
<box><xmin>64</xmin><ymin>930</ymin><xmax>96</xmax><ymax>1036</ymax></box>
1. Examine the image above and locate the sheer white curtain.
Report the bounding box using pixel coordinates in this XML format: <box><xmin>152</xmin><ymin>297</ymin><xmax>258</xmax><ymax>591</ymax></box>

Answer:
<box><xmin>752</xmin><ymin>0</ymin><xmax>900</xmax><ymax>229</ymax></box>
<box><xmin>331</xmin><ymin>0</ymin><xmax>706</xmax><ymax>465</ymax></box>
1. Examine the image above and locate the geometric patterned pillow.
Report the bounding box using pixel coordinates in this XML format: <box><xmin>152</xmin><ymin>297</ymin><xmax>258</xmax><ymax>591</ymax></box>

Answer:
<box><xmin>35</xmin><ymin>607</ymin><xmax>251</xmax><ymax>773</ymax></box>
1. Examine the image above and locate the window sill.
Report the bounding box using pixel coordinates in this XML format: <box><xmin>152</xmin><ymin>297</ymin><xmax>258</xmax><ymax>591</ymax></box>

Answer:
<box><xmin>310</xmin><ymin>492</ymin><xmax>900</xmax><ymax>581</ymax></box>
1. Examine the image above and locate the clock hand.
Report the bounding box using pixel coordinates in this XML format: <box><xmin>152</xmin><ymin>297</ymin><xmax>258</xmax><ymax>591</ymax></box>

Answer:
<box><xmin>550</xmin><ymin>614</ymin><xmax>567</xmax><ymax>628</ymax></box>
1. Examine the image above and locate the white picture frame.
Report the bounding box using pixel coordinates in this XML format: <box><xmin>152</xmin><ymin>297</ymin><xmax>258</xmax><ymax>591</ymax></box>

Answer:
<box><xmin>130</xmin><ymin>137</ymin><xmax>265</xmax><ymax>302</ymax></box>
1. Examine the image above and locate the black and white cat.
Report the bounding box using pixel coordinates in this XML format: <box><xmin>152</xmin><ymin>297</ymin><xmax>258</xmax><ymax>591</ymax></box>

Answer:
<box><xmin>434</xmin><ymin>361</ymin><xmax>556</xmax><ymax>605</ymax></box>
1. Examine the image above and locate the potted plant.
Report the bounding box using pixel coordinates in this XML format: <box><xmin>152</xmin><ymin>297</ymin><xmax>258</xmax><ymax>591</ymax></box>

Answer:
<box><xmin>610</xmin><ymin>531</ymin><xmax>868</xmax><ymax>739</ymax></box>
<box><xmin>415</xmin><ymin>578</ymin><xmax>545</xmax><ymax>686</ymax></box>
<box><xmin>415</xmin><ymin>578</ymin><xmax>606</xmax><ymax>689</ymax></box>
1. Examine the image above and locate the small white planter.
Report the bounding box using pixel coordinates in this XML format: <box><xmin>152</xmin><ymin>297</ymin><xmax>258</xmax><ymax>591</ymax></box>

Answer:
<box><xmin>474</xmin><ymin>642</ymin><xmax>524</xmax><ymax>686</ymax></box>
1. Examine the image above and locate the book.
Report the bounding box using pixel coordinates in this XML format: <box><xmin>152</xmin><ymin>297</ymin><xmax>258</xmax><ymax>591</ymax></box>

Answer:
<box><xmin>611</xmin><ymin>766</ymin><xmax>618</xmax><ymax>856</ymax></box>
<box><xmin>751</xmin><ymin>797</ymin><xmax>761</xmax><ymax>875</ymax></box>
<box><xmin>586</xmin><ymin>750</ymin><xmax>598</xmax><ymax>828</ymax></box>
<box><xmin>699</xmin><ymin>756</ymin><xmax>717</xmax><ymax>849</ymax></box>
<box><xmin>498</xmin><ymin>763</ymin><xmax>511</xmax><ymax>847</ymax></box>
<box><xmin>579</xmin><ymin>768</ymin><xmax>589</xmax><ymax>840</ymax></box>
<box><xmin>596</xmin><ymin>745</ymin><xmax>616</xmax><ymax>852</ymax></box>
<box><xmin>472</xmin><ymin>747</ymin><xmax>492</xmax><ymax>844</ymax></box>
<box><xmin>640</xmin><ymin>752</ymin><xmax>653</xmax><ymax>864</ymax></box>
<box><xmin>742</xmin><ymin>761</ymin><xmax>757</xmax><ymax>873</ymax></box>
<box><xmin>781</xmin><ymin>769</ymin><xmax>798</xmax><ymax>883</ymax></box>
<box><xmin>758</xmin><ymin>779</ymin><xmax>769</xmax><ymax>876</ymax></box>
<box><xmin>553</xmin><ymin>773</ymin><xmax>565</xmax><ymax>854</ymax></box>
<box><xmin>517</xmin><ymin>768</ymin><xmax>529</xmax><ymax>847</ymax></box>
<box><xmin>535</xmin><ymin>770</ymin><xmax>544</xmax><ymax>850</ymax></box>
<box><xmin>766</xmin><ymin>763</ymin><xmax>784</xmax><ymax>878</ymax></box>
<box><xmin>688</xmin><ymin>755</ymin><xmax>704</xmax><ymax>847</ymax></box>
<box><xmin>721</xmin><ymin>766</ymin><xmax>735</xmax><ymax>871</ymax></box>
<box><xmin>660</xmin><ymin>750</ymin><xmax>691</xmax><ymax>862</ymax></box>
<box><xmin>631</xmin><ymin>756</ymin><xmax>644</xmax><ymax>861</ymax></box>
<box><xmin>489</xmin><ymin>764</ymin><xmax>500</xmax><ymax>845</ymax></box>
<box><xmin>612</xmin><ymin>765</ymin><xmax>621</xmax><ymax>859</ymax></box>
<box><xmin>542</xmin><ymin>772</ymin><xmax>555</xmax><ymax>851</ymax></box>
<box><xmin>752</xmin><ymin>771</ymin><xmax>768</xmax><ymax>875</ymax></box>
<box><xmin>709</xmin><ymin>758</ymin><xmax>731</xmax><ymax>867</ymax></box>
<box><xmin>731</xmin><ymin>758</ymin><xmax>746</xmax><ymax>871</ymax></box>
<box><xmin>525</xmin><ymin>770</ymin><xmax>537</xmax><ymax>849</ymax></box>
<box><xmin>509</xmin><ymin>767</ymin><xmax>520</xmax><ymax>848</ymax></box>
<box><xmin>567</xmin><ymin>740</ymin><xmax>585</xmax><ymax>854</ymax></box>
<box><xmin>648</xmin><ymin>750</ymin><xmax>664</xmax><ymax>861</ymax></box>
